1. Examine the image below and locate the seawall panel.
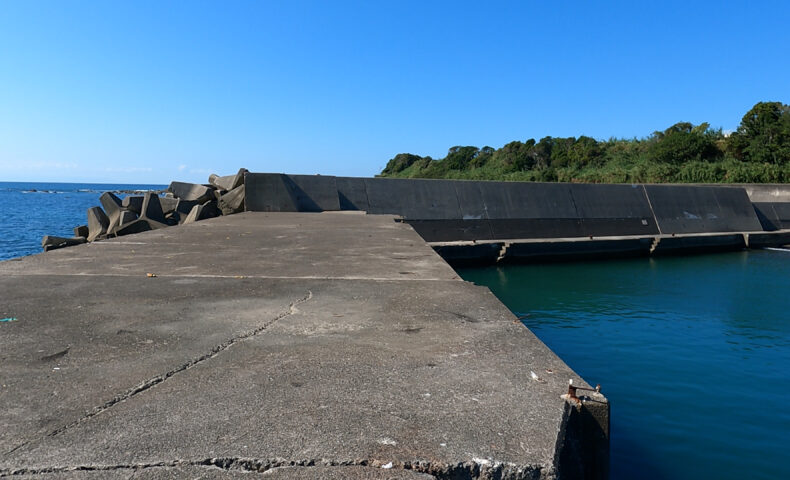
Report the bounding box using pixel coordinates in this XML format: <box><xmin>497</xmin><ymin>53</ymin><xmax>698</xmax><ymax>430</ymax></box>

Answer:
<box><xmin>364</xmin><ymin>178</ymin><xmax>462</xmax><ymax>219</ymax></box>
<box><xmin>570</xmin><ymin>184</ymin><xmax>659</xmax><ymax>237</ymax></box>
<box><xmin>244</xmin><ymin>174</ymin><xmax>781</xmax><ymax>261</ymax></box>
<box><xmin>644</xmin><ymin>185</ymin><xmax>762</xmax><ymax>234</ymax></box>
<box><xmin>245</xmin><ymin>173</ymin><xmax>340</xmax><ymax>212</ymax></box>
<box><xmin>336</xmin><ymin>176</ymin><xmax>370</xmax><ymax>211</ymax></box>
<box><xmin>754</xmin><ymin>202</ymin><xmax>790</xmax><ymax>230</ymax></box>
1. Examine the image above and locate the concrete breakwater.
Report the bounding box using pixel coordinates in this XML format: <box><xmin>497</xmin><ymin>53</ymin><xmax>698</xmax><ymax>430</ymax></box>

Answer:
<box><xmin>243</xmin><ymin>174</ymin><xmax>790</xmax><ymax>264</ymax></box>
<box><xmin>13</xmin><ymin>171</ymin><xmax>787</xmax><ymax>478</ymax></box>
<box><xmin>1</xmin><ymin>212</ymin><xmax>607</xmax><ymax>479</ymax></box>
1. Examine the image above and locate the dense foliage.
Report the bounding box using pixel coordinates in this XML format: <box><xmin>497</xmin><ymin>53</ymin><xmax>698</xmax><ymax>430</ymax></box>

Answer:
<box><xmin>380</xmin><ymin>102</ymin><xmax>790</xmax><ymax>183</ymax></box>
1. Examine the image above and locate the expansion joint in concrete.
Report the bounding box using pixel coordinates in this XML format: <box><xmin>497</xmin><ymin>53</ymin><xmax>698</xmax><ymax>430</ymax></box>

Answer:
<box><xmin>4</xmin><ymin>291</ymin><xmax>314</xmax><ymax>455</ymax></box>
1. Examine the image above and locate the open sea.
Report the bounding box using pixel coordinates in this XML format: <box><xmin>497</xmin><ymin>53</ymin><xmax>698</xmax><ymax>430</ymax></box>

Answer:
<box><xmin>1</xmin><ymin>182</ymin><xmax>789</xmax><ymax>478</ymax></box>
<box><xmin>0</xmin><ymin>182</ymin><xmax>165</xmax><ymax>261</ymax></box>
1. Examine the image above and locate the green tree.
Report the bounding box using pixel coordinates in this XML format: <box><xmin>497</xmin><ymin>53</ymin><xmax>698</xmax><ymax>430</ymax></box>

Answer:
<box><xmin>726</xmin><ymin>101</ymin><xmax>790</xmax><ymax>164</ymax></box>
<box><xmin>490</xmin><ymin>140</ymin><xmax>537</xmax><ymax>171</ymax></box>
<box><xmin>647</xmin><ymin>122</ymin><xmax>721</xmax><ymax>164</ymax></box>
<box><xmin>381</xmin><ymin>153</ymin><xmax>426</xmax><ymax>175</ymax></box>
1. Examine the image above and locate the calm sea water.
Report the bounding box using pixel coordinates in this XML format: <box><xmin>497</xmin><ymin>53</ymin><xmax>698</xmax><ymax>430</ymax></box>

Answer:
<box><xmin>0</xmin><ymin>182</ymin><xmax>165</xmax><ymax>261</ymax></box>
<box><xmin>458</xmin><ymin>253</ymin><xmax>790</xmax><ymax>480</ymax></box>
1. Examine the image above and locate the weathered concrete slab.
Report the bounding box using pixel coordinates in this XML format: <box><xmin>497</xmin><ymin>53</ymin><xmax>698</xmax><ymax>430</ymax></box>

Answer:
<box><xmin>0</xmin><ymin>212</ymin><xmax>604</xmax><ymax>479</ymax></box>
<box><xmin>1</xmin><ymin>213</ymin><xmax>459</xmax><ymax>280</ymax></box>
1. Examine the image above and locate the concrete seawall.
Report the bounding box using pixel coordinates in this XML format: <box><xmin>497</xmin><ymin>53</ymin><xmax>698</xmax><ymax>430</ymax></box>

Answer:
<box><xmin>245</xmin><ymin>174</ymin><xmax>790</xmax><ymax>264</ymax></box>
<box><xmin>0</xmin><ymin>212</ymin><xmax>608</xmax><ymax>479</ymax></box>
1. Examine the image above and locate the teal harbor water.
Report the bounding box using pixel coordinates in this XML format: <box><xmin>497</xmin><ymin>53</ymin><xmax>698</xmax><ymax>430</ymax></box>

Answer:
<box><xmin>457</xmin><ymin>252</ymin><xmax>790</xmax><ymax>480</ymax></box>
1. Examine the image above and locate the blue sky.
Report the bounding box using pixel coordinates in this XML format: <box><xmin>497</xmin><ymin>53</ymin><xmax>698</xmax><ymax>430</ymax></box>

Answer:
<box><xmin>1</xmin><ymin>1</ymin><xmax>788</xmax><ymax>184</ymax></box>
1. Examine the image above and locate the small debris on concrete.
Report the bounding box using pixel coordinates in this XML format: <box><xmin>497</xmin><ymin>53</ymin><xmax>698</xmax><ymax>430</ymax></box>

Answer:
<box><xmin>0</xmin><ymin>317</ymin><xmax>18</xmax><ymax>322</ymax></box>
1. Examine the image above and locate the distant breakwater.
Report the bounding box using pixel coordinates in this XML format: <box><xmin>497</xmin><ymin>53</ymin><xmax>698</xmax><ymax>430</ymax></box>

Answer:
<box><xmin>27</xmin><ymin>172</ymin><xmax>790</xmax><ymax>264</ymax></box>
<box><xmin>242</xmin><ymin>173</ymin><xmax>790</xmax><ymax>263</ymax></box>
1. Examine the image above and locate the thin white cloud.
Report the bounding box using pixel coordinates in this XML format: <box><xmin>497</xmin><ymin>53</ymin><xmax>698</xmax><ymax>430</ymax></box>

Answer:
<box><xmin>178</xmin><ymin>164</ymin><xmax>187</xmax><ymax>171</ymax></box>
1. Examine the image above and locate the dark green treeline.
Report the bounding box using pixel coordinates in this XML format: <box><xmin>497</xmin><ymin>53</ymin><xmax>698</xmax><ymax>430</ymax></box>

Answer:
<box><xmin>380</xmin><ymin>102</ymin><xmax>790</xmax><ymax>183</ymax></box>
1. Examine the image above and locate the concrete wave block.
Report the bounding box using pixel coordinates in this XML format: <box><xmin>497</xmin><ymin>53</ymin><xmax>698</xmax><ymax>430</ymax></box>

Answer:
<box><xmin>183</xmin><ymin>201</ymin><xmax>222</xmax><ymax>224</ymax></box>
<box><xmin>99</xmin><ymin>192</ymin><xmax>123</xmax><ymax>223</ymax></box>
<box><xmin>119</xmin><ymin>210</ymin><xmax>138</xmax><ymax>227</ymax></box>
<box><xmin>159</xmin><ymin>196</ymin><xmax>179</xmax><ymax>216</ymax></box>
<box><xmin>73</xmin><ymin>225</ymin><xmax>89</xmax><ymax>238</ymax></box>
<box><xmin>114</xmin><ymin>218</ymin><xmax>168</xmax><ymax>237</ymax></box>
<box><xmin>41</xmin><ymin>235</ymin><xmax>87</xmax><ymax>252</ymax></box>
<box><xmin>211</xmin><ymin>168</ymin><xmax>248</xmax><ymax>191</ymax></box>
<box><xmin>87</xmin><ymin>206</ymin><xmax>109</xmax><ymax>242</ymax></box>
<box><xmin>167</xmin><ymin>181</ymin><xmax>213</xmax><ymax>203</ymax></box>
<box><xmin>219</xmin><ymin>184</ymin><xmax>245</xmax><ymax>215</ymax></box>
<box><xmin>140</xmin><ymin>192</ymin><xmax>166</xmax><ymax>224</ymax></box>
<box><xmin>174</xmin><ymin>199</ymin><xmax>199</xmax><ymax>224</ymax></box>
<box><xmin>122</xmin><ymin>195</ymin><xmax>144</xmax><ymax>214</ymax></box>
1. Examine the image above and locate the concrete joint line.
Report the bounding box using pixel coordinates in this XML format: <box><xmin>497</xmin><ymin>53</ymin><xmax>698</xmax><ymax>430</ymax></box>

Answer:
<box><xmin>0</xmin><ymin>456</ymin><xmax>547</xmax><ymax>479</ymax></box>
<box><xmin>5</xmin><ymin>291</ymin><xmax>313</xmax><ymax>456</ymax></box>
<box><xmin>0</xmin><ymin>272</ymin><xmax>455</xmax><ymax>282</ymax></box>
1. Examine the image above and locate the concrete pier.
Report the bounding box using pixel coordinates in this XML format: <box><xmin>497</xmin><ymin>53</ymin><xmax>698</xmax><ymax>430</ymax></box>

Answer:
<box><xmin>0</xmin><ymin>212</ymin><xmax>607</xmax><ymax>479</ymax></box>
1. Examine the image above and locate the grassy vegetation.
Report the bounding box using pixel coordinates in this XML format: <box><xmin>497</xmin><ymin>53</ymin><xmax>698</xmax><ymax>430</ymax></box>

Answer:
<box><xmin>380</xmin><ymin>102</ymin><xmax>790</xmax><ymax>183</ymax></box>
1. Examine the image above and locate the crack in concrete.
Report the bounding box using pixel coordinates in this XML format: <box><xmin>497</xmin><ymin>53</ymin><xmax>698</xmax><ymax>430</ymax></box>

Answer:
<box><xmin>0</xmin><ymin>456</ymin><xmax>547</xmax><ymax>479</ymax></box>
<box><xmin>5</xmin><ymin>291</ymin><xmax>313</xmax><ymax>456</ymax></box>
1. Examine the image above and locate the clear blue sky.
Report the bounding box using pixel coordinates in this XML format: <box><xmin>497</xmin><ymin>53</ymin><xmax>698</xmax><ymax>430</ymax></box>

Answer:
<box><xmin>1</xmin><ymin>1</ymin><xmax>788</xmax><ymax>184</ymax></box>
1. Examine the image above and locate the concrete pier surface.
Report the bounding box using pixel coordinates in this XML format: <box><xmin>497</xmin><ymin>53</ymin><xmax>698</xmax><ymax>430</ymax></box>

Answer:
<box><xmin>0</xmin><ymin>212</ymin><xmax>606</xmax><ymax>479</ymax></box>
